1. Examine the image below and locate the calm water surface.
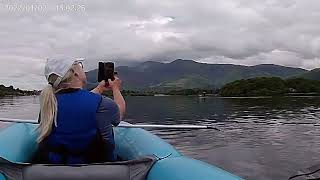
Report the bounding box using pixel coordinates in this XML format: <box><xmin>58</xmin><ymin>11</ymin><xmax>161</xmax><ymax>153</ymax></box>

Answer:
<box><xmin>1</xmin><ymin>95</ymin><xmax>320</xmax><ymax>180</ymax></box>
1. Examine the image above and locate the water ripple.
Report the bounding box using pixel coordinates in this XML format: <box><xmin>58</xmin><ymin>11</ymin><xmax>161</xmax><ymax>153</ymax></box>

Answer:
<box><xmin>1</xmin><ymin>96</ymin><xmax>320</xmax><ymax>180</ymax></box>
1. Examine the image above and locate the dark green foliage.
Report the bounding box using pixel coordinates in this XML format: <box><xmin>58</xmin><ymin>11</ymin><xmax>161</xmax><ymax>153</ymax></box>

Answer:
<box><xmin>220</xmin><ymin>77</ymin><xmax>320</xmax><ymax>97</ymax></box>
<box><xmin>167</xmin><ymin>89</ymin><xmax>215</xmax><ymax>95</ymax></box>
<box><xmin>0</xmin><ymin>84</ymin><xmax>39</xmax><ymax>97</ymax></box>
<box><xmin>285</xmin><ymin>78</ymin><xmax>320</xmax><ymax>93</ymax></box>
<box><xmin>120</xmin><ymin>90</ymin><xmax>155</xmax><ymax>96</ymax></box>
<box><xmin>220</xmin><ymin>77</ymin><xmax>287</xmax><ymax>96</ymax></box>
<box><xmin>101</xmin><ymin>90</ymin><xmax>155</xmax><ymax>97</ymax></box>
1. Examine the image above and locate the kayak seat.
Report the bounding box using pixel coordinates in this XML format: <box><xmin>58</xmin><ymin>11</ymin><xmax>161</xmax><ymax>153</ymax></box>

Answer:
<box><xmin>0</xmin><ymin>156</ymin><xmax>156</xmax><ymax>180</ymax></box>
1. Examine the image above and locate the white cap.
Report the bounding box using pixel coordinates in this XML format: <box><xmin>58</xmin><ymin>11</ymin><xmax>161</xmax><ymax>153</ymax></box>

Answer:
<box><xmin>44</xmin><ymin>58</ymin><xmax>76</xmax><ymax>87</ymax></box>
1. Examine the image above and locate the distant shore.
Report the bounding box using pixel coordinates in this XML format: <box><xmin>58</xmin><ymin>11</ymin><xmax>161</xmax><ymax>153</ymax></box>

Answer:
<box><xmin>3</xmin><ymin>77</ymin><xmax>320</xmax><ymax>98</ymax></box>
<box><xmin>219</xmin><ymin>77</ymin><xmax>320</xmax><ymax>97</ymax></box>
<box><xmin>0</xmin><ymin>84</ymin><xmax>40</xmax><ymax>97</ymax></box>
<box><xmin>119</xmin><ymin>77</ymin><xmax>320</xmax><ymax>97</ymax></box>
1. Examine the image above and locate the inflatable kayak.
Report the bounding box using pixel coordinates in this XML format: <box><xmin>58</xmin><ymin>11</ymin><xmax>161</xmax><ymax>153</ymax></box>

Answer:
<box><xmin>0</xmin><ymin>122</ymin><xmax>244</xmax><ymax>180</ymax></box>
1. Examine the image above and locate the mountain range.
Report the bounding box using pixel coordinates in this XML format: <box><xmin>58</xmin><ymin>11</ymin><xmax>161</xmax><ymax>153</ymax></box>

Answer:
<box><xmin>86</xmin><ymin>59</ymin><xmax>318</xmax><ymax>91</ymax></box>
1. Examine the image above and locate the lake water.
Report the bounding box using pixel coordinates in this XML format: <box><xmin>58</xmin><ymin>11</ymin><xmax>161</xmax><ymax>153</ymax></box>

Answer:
<box><xmin>1</xmin><ymin>95</ymin><xmax>320</xmax><ymax>180</ymax></box>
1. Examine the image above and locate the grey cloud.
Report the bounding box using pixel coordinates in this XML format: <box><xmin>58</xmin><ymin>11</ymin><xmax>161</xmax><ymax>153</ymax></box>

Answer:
<box><xmin>0</xmin><ymin>0</ymin><xmax>319</xmax><ymax>89</ymax></box>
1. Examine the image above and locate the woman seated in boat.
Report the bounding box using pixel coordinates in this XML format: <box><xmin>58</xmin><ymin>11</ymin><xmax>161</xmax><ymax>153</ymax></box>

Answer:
<box><xmin>35</xmin><ymin>58</ymin><xmax>126</xmax><ymax>164</ymax></box>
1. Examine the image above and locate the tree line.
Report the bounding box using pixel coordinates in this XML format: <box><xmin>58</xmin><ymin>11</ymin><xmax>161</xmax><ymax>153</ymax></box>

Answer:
<box><xmin>0</xmin><ymin>85</ymin><xmax>40</xmax><ymax>97</ymax></box>
<box><xmin>219</xmin><ymin>77</ymin><xmax>320</xmax><ymax>97</ymax></box>
<box><xmin>3</xmin><ymin>77</ymin><xmax>320</xmax><ymax>97</ymax></box>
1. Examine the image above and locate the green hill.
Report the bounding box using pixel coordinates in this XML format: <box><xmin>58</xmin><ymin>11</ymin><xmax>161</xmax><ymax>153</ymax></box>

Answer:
<box><xmin>219</xmin><ymin>77</ymin><xmax>320</xmax><ymax>97</ymax></box>
<box><xmin>86</xmin><ymin>59</ymin><xmax>308</xmax><ymax>91</ymax></box>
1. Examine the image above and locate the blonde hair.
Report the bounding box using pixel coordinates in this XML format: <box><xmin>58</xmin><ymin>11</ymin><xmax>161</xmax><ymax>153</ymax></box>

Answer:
<box><xmin>37</xmin><ymin>66</ymin><xmax>76</xmax><ymax>142</ymax></box>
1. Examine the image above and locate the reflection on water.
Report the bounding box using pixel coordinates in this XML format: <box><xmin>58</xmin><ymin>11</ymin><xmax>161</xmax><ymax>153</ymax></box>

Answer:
<box><xmin>1</xmin><ymin>96</ymin><xmax>320</xmax><ymax>180</ymax></box>
<box><xmin>125</xmin><ymin>96</ymin><xmax>320</xmax><ymax>180</ymax></box>
<box><xmin>0</xmin><ymin>96</ymin><xmax>40</xmax><ymax>119</ymax></box>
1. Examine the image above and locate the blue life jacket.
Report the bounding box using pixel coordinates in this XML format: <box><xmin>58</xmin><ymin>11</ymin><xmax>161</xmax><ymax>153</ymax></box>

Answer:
<box><xmin>42</xmin><ymin>89</ymin><xmax>105</xmax><ymax>164</ymax></box>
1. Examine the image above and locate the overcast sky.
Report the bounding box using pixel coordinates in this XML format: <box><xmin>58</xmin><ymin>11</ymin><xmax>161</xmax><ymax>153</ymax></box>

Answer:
<box><xmin>0</xmin><ymin>0</ymin><xmax>320</xmax><ymax>89</ymax></box>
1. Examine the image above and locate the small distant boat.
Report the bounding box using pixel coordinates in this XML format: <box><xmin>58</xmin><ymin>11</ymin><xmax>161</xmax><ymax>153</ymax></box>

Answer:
<box><xmin>0</xmin><ymin>122</ymin><xmax>243</xmax><ymax>180</ymax></box>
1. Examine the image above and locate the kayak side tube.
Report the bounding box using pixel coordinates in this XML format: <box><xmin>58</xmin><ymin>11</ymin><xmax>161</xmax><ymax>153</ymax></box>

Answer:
<box><xmin>0</xmin><ymin>123</ymin><xmax>38</xmax><ymax>180</ymax></box>
<box><xmin>0</xmin><ymin>123</ymin><xmax>243</xmax><ymax>180</ymax></box>
<box><xmin>0</xmin><ymin>123</ymin><xmax>38</xmax><ymax>163</ymax></box>
<box><xmin>114</xmin><ymin>127</ymin><xmax>244</xmax><ymax>180</ymax></box>
<box><xmin>148</xmin><ymin>157</ymin><xmax>244</xmax><ymax>180</ymax></box>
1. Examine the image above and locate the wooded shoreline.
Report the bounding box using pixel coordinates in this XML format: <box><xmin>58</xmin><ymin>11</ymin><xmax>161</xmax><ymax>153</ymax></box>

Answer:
<box><xmin>2</xmin><ymin>77</ymin><xmax>320</xmax><ymax>97</ymax></box>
